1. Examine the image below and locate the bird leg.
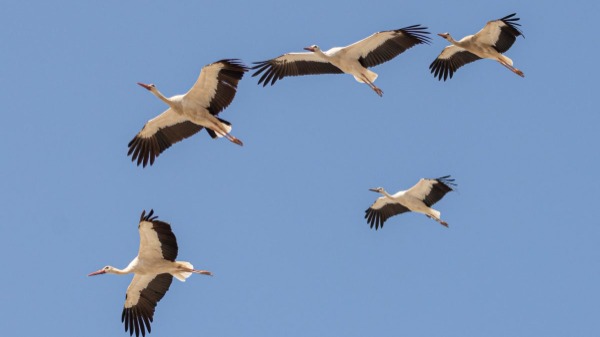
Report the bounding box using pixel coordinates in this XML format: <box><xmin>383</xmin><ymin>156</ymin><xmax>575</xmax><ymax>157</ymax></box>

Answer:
<box><xmin>182</xmin><ymin>267</ymin><xmax>213</xmax><ymax>276</ymax></box>
<box><xmin>225</xmin><ymin>133</ymin><xmax>243</xmax><ymax>146</ymax></box>
<box><xmin>498</xmin><ymin>61</ymin><xmax>524</xmax><ymax>77</ymax></box>
<box><xmin>427</xmin><ymin>215</ymin><xmax>449</xmax><ymax>227</ymax></box>
<box><xmin>361</xmin><ymin>75</ymin><xmax>383</xmax><ymax>97</ymax></box>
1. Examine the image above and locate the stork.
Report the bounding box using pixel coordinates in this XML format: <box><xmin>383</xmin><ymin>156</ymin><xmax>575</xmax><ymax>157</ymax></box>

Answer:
<box><xmin>430</xmin><ymin>13</ymin><xmax>524</xmax><ymax>81</ymax></box>
<box><xmin>251</xmin><ymin>25</ymin><xmax>430</xmax><ymax>96</ymax></box>
<box><xmin>88</xmin><ymin>210</ymin><xmax>212</xmax><ymax>337</ymax></box>
<box><xmin>128</xmin><ymin>59</ymin><xmax>248</xmax><ymax>167</ymax></box>
<box><xmin>365</xmin><ymin>176</ymin><xmax>456</xmax><ymax>230</ymax></box>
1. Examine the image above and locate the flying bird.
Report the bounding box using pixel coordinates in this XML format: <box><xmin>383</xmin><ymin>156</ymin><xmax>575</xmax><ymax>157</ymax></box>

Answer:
<box><xmin>88</xmin><ymin>210</ymin><xmax>212</xmax><ymax>337</ymax></box>
<box><xmin>430</xmin><ymin>13</ymin><xmax>524</xmax><ymax>80</ymax></box>
<box><xmin>365</xmin><ymin>176</ymin><xmax>456</xmax><ymax>230</ymax></box>
<box><xmin>128</xmin><ymin>59</ymin><xmax>248</xmax><ymax>167</ymax></box>
<box><xmin>252</xmin><ymin>25</ymin><xmax>431</xmax><ymax>96</ymax></box>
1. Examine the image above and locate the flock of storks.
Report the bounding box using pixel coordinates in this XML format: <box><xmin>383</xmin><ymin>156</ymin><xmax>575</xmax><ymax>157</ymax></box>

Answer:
<box><xmin>89</xmin><ymin>13</ymin><xmax>525</xmax><ymax>337</ymax></box>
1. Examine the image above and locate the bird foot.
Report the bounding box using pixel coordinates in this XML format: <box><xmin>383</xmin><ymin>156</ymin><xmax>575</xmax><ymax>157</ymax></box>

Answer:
<box><xmin>373</xmin><ymin>87</ymin><xmax>384</xmax><ymax>97</ymax></box>
<box><xmin>515</xmin><ymin>69</ymin><xmax>525</xmax><ymax>77</ymax></box>
<box><xmin>194</xmin><ymin>270</ymin><xmax>213</xmax><ymax>276</ymax></box>
<box><xmin>231</xmin><ymin>137</ymin><xmax>244</xmax><ymax>146</ymax></box>
<box><xmin>439</xmin><ymin>221</ymin><xmax>449</xmax><ymax>227</ymax></box>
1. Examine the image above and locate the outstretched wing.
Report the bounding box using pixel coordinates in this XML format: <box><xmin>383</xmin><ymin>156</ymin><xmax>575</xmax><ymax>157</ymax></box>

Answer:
<box><xmin>343</xmin><ymin>25</ymin><xmax>431</xmax><ymax>68</ymax></box>
<box><xmin>429</xmin><ymin>46</ymin><xmax>481</xmax><ymax>81</ymax></box>
<box><xmin>365</xmin><ymin>197</ymin><xmax>411</xmax><ymax>230</ymax></box>
<box><xmin>252</xmin><ymin>52</ymin><xmax>343</xmax><ymax>86</ymax></box>
<box><xmin>184</xmin><ymin>59</ymin><xmax>248</xmax><ymax>115</ymax></box>
<box><xmin>406</xmin><ymin>175</ymin><xmax>456</xmax><ymax>207</ymax></box>
<box><xmin>474</xmin><ymin>13</ymin><xmax>524</xmax><ymax>54</ymax></box>
<box><xmin>137</xmin><ymin>209</ymin><xmax>178</xmax><ymax>262</ymax></box>
<box><xmin>122</xmin><ymin>273</ymin><xmax>173</xmax><ymax>337</ymax></box>
<box><xmin>127</xmin><ymin>109</ymin><xmax>203</xmax><ymax>167</ymax></box>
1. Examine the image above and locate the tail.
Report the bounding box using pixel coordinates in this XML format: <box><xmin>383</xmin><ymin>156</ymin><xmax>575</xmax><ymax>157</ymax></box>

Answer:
<box><xmin>498</xmin><ymin>54</ymin><xmax>514</xmax><ymax>66</ymax></box>
<box><xmin>426</xmin><ymin>209</ymin><xmax>449</xmax><ymax>227</ymax></box>
<box><xmin>429</xmin><ymin>209</ymin><xmax>441</xmax><ymax>220</ymax></box>
<box><xmin>206</xmin><ymin>118</ymin><xmax>232</xmax><ymax>139</ymax></box>
<box><xmin>172</xmin><ymin>261</ymin><xmax>194</xmax><ymax>282</ymax></box>
<box><xmin>353</xmin><ymin>69</ymin><xmax>378</xmax><ymax>83</ymax></box>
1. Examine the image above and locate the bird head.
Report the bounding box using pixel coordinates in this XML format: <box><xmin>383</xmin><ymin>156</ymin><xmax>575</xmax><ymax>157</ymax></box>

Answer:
<box><xmin>88</xmin><ymin>266</ymin><xmax>114</xmax><ymax>276</ymax></box>
<box><xmin>437</xmin><ymin>33</ymin><xmax>451</xmax><ymax>40</ymax></box>
<box><xmin>303</xmin><ymin>45</ymin><xmax>320</xmax><ymax>52</ymax></box>
<box><xmin>369</xmin><ymin>187</ymin><xmax>384</xmax><ymax>194</ymax></box>
<box><xmin>137</xmin><ymin>82</ymin><xmax>156</xmax><ymax>91</ymax></box>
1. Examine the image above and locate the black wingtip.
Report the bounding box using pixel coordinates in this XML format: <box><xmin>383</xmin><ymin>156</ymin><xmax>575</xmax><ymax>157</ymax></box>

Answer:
<box><xmin>215</xmin><ymin>58</ymin><xmax>250</xmax><ymax>72</ymax></box>
<box><xmin>140</xmin><ymin>209</ymin><xmax>158</xmax><ymax>222</ymax></box>
<box><xmin>499</xmin><ymin>13</ymin><xmax>524</xmax><ymax>37</ymax></box>
<box><xmin>436</xmin><ymin>175</ymin><xmax>457</xmax><ymax>188</ymax></box>
<box><xmin>400</xmin><ymin>24</ymin><xmax>433</xmax><ymax>45</ymax></box>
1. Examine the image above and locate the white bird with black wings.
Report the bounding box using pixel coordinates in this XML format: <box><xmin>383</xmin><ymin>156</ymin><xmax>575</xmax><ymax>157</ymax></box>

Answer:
<box><xmin>128</xmin><ymin>59</ymin><xmax>248</xmax><ymax>167</ymax></box>
<box><xmin>365</xmin><ymin>176</ymin><xmax>456</xmax><ymax>230</ymax></box>
<box><xmin>430</xmin><ymin>13</ymin><xmax>525</xmax><ymax>80</ymax></box>
<box><xmin>252</xmin><ymin>25</ymin><xmax>430</xmax><ymax>96</ymax></box>
<box><xmin>88</xmin><ymin>210</ymin><xmax>212</xmax><ymax>337</ymax></box>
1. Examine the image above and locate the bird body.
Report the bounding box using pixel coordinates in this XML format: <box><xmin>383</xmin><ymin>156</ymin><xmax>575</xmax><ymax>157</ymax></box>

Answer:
<box><xmin>89</xmin><ymin>210</ymin><xmax>212</xmax><ymax>337</ymax></box>
<box><xmin>252</xmin><ymin>25</ymin><xmax>430</xmax><ymax>96</ymax></box>
<box><xmin>128</xmin><ymin>59</ymin><xmax>248</xmax><ymax>167</ymax></box>
<box><xmin>365</xmin><ymin>176</ymin><xmax>456</xmax><ymax>230</ymax></box>
<box><xmin>430</xmin><ymin>13</ymin><xmax>524</xmax><ymax>80</ymax></box>
<box><xmin>306</xmin><ymin>46</ymin><xmax>379</xmax><ymax>84</ymax></box>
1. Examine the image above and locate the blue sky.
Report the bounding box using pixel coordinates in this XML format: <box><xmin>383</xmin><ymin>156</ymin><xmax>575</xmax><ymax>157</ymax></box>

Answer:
<box><xmin>1</xmin><ymin>1</ymin><xmax>599</xmax><ymax>336</ymax></box>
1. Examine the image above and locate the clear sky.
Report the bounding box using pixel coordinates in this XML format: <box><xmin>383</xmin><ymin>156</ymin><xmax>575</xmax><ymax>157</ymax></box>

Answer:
<box><xmin>1</xmin><ymin>1</ymin><xmax>599</xmax><ymax>336</ymax></box>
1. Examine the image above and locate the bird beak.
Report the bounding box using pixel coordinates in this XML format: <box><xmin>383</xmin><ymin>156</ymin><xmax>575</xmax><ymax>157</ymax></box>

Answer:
<box><xmin>368</xmin><ymin>188</ymin><xmax>378</xmax><ymax>192</ymax></box>
<box><xmin>304</xmin><ymin>46</ymin><xmax>315</xmax><ymax>52</ymax></box>
<box><xmin>88</xmin><ymin>269</ymin><xmax>106</xmax><ymax>276</ymax></box>
<box><xmin>437</xmin><ymin>33</ymin><xmax>446</xmax><ymax>38</ymax></box>
<box><xmin>137</xmin><ymin>82</ymin><xmax>153</xmax><ymax>90</ymax></box>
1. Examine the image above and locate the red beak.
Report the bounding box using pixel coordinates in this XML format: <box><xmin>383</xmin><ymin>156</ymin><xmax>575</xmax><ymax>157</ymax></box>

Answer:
<box><xmin>304</xmin><ymin>46</ymin><xmax>315</xmax><ymax>52</ymax></box>
<box><xmin>88</xmin><ymin>269</ymin><xmax>106</xmax><ymax>276</ymax></box>
<box><xmin>137</xmin><ymin>82</ymin><xmax>153</xmax><ymax>90</ymax></box>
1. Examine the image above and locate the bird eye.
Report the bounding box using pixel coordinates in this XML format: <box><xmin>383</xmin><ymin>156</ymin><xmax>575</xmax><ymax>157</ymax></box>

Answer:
<box><xmin>104</xmin><ymin>266</ymin><xmax>109</xmax><ymax>270</ymax></box>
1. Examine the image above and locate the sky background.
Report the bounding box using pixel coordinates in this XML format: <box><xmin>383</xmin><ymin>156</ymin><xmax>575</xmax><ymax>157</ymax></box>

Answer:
<box><xmin>1</xmin><ymin>1</ymin><xmax>599</xmax><ymax>336</ymax></box>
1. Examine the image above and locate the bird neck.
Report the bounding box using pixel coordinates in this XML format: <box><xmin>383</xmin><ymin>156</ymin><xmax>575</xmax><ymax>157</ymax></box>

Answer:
<box><xmin>150</xmin><ymin>88</ymin><xmax>174</xmax><ymax>106</ymax></box>
<box><xmin>109</xmin><ymin>267</ymin><xmax>131</xmax><ymax>275</ymax></box>
<box><xmin>380</xmin><ymin>189</ymin><xmax>394</xmax><ymax>199</ymax></box>
<box><xmin>312</xmin><ymin>49</ymin><xmax>328</xmax><ymax>59</ymax></box>
<box><xmin>446</xmin><ymin>35</ymin><xmax>461</xmax><ymax>47</ymax></box>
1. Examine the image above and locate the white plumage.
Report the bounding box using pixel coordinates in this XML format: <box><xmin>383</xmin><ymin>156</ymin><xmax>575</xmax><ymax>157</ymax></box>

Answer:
<box><xmin>88</xmin><ymin>210</ymin><xmax>212</xmax><ymax>337</ymax></box>
<box><xmin>128</xmin><ymin>59</ymin><xmax>247</xmax><ymax>167</ymax></box>
<box><xmin>365</xmin><ymin>176</ymin><xmax>456</xmax><ymax>230</ymax></box>
<box><xmin>430</xmin><ymin>13</ymin><xmax>524</xmax><ymax>80</ymax></box>
<box><xmin>252</xmin><ymin>25</ymin><xmax>430</xmax><ymax>96</ymax></box>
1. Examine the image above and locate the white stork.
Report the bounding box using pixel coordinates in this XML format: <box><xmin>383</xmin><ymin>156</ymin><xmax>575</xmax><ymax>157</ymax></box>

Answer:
<box><xmin>128</xmin><ymin>59</ymin><xmax>248</xmax><ymax>167</ymax></box>
<box><xmin>252</xmin><ymin>25</ymin><xmax>430</xmax><ymax>96</ymax></box>
<box><xmin>430</xmin><ymin>13</ymin><xmax>524</xmax><ymax>81</ymax></box>
<box><xmin>365</xmin><ymin>176</ymin><xmax>456</xmax><ymax>230</ymax></box>
<box><xmin>88</xmin><ymin>210</ymin><xmax>212</xmax><ymax>337</ymax></box>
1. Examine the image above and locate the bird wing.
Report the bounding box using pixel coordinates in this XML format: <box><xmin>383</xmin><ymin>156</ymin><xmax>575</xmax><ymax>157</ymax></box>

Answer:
<box><xmin>127</xmin><ymin>108</ymin><xmax>203</xmax><ymax>167</ymax></box>
<box><xmin>406</xmin><ymin>176</ymin><xmax>456</xmax><ymax>207</ymax></box>
<box><xmin>342</xmin><ymin>25</ymin><xmax>431</xmax><ymax>68</ymax></box>
<box><xmin>365</xmin><ymin>197</ymin><xmax>411</xmax><ymax>230</ymax></box>
<box><xmin>473</xmin><ymin>13</ymin><xmax>523</xmax><ymax>54</ymax></box>
<box><xmin>122</xmin><ymin>273</ymin><xmax>173</xmax><ymax>337</ymax></box>
<box><xmin>137</xmin><ymin>209</ymin><xmax>178</xmax><ymax>262</ymax></box>
<box><xmin>251</xmin><ymin>52</ymin><xmax>344</xmax><ymax>86</ymax></box>
<box><xmin>184</xmin><ymin>59</ymin><xmax>248</xmax><ymax>115</ymax></box>
<box><xmin>429</xmin><ymin>45</ymin><xmax>481</xmax><ymax>81</ymax></box>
